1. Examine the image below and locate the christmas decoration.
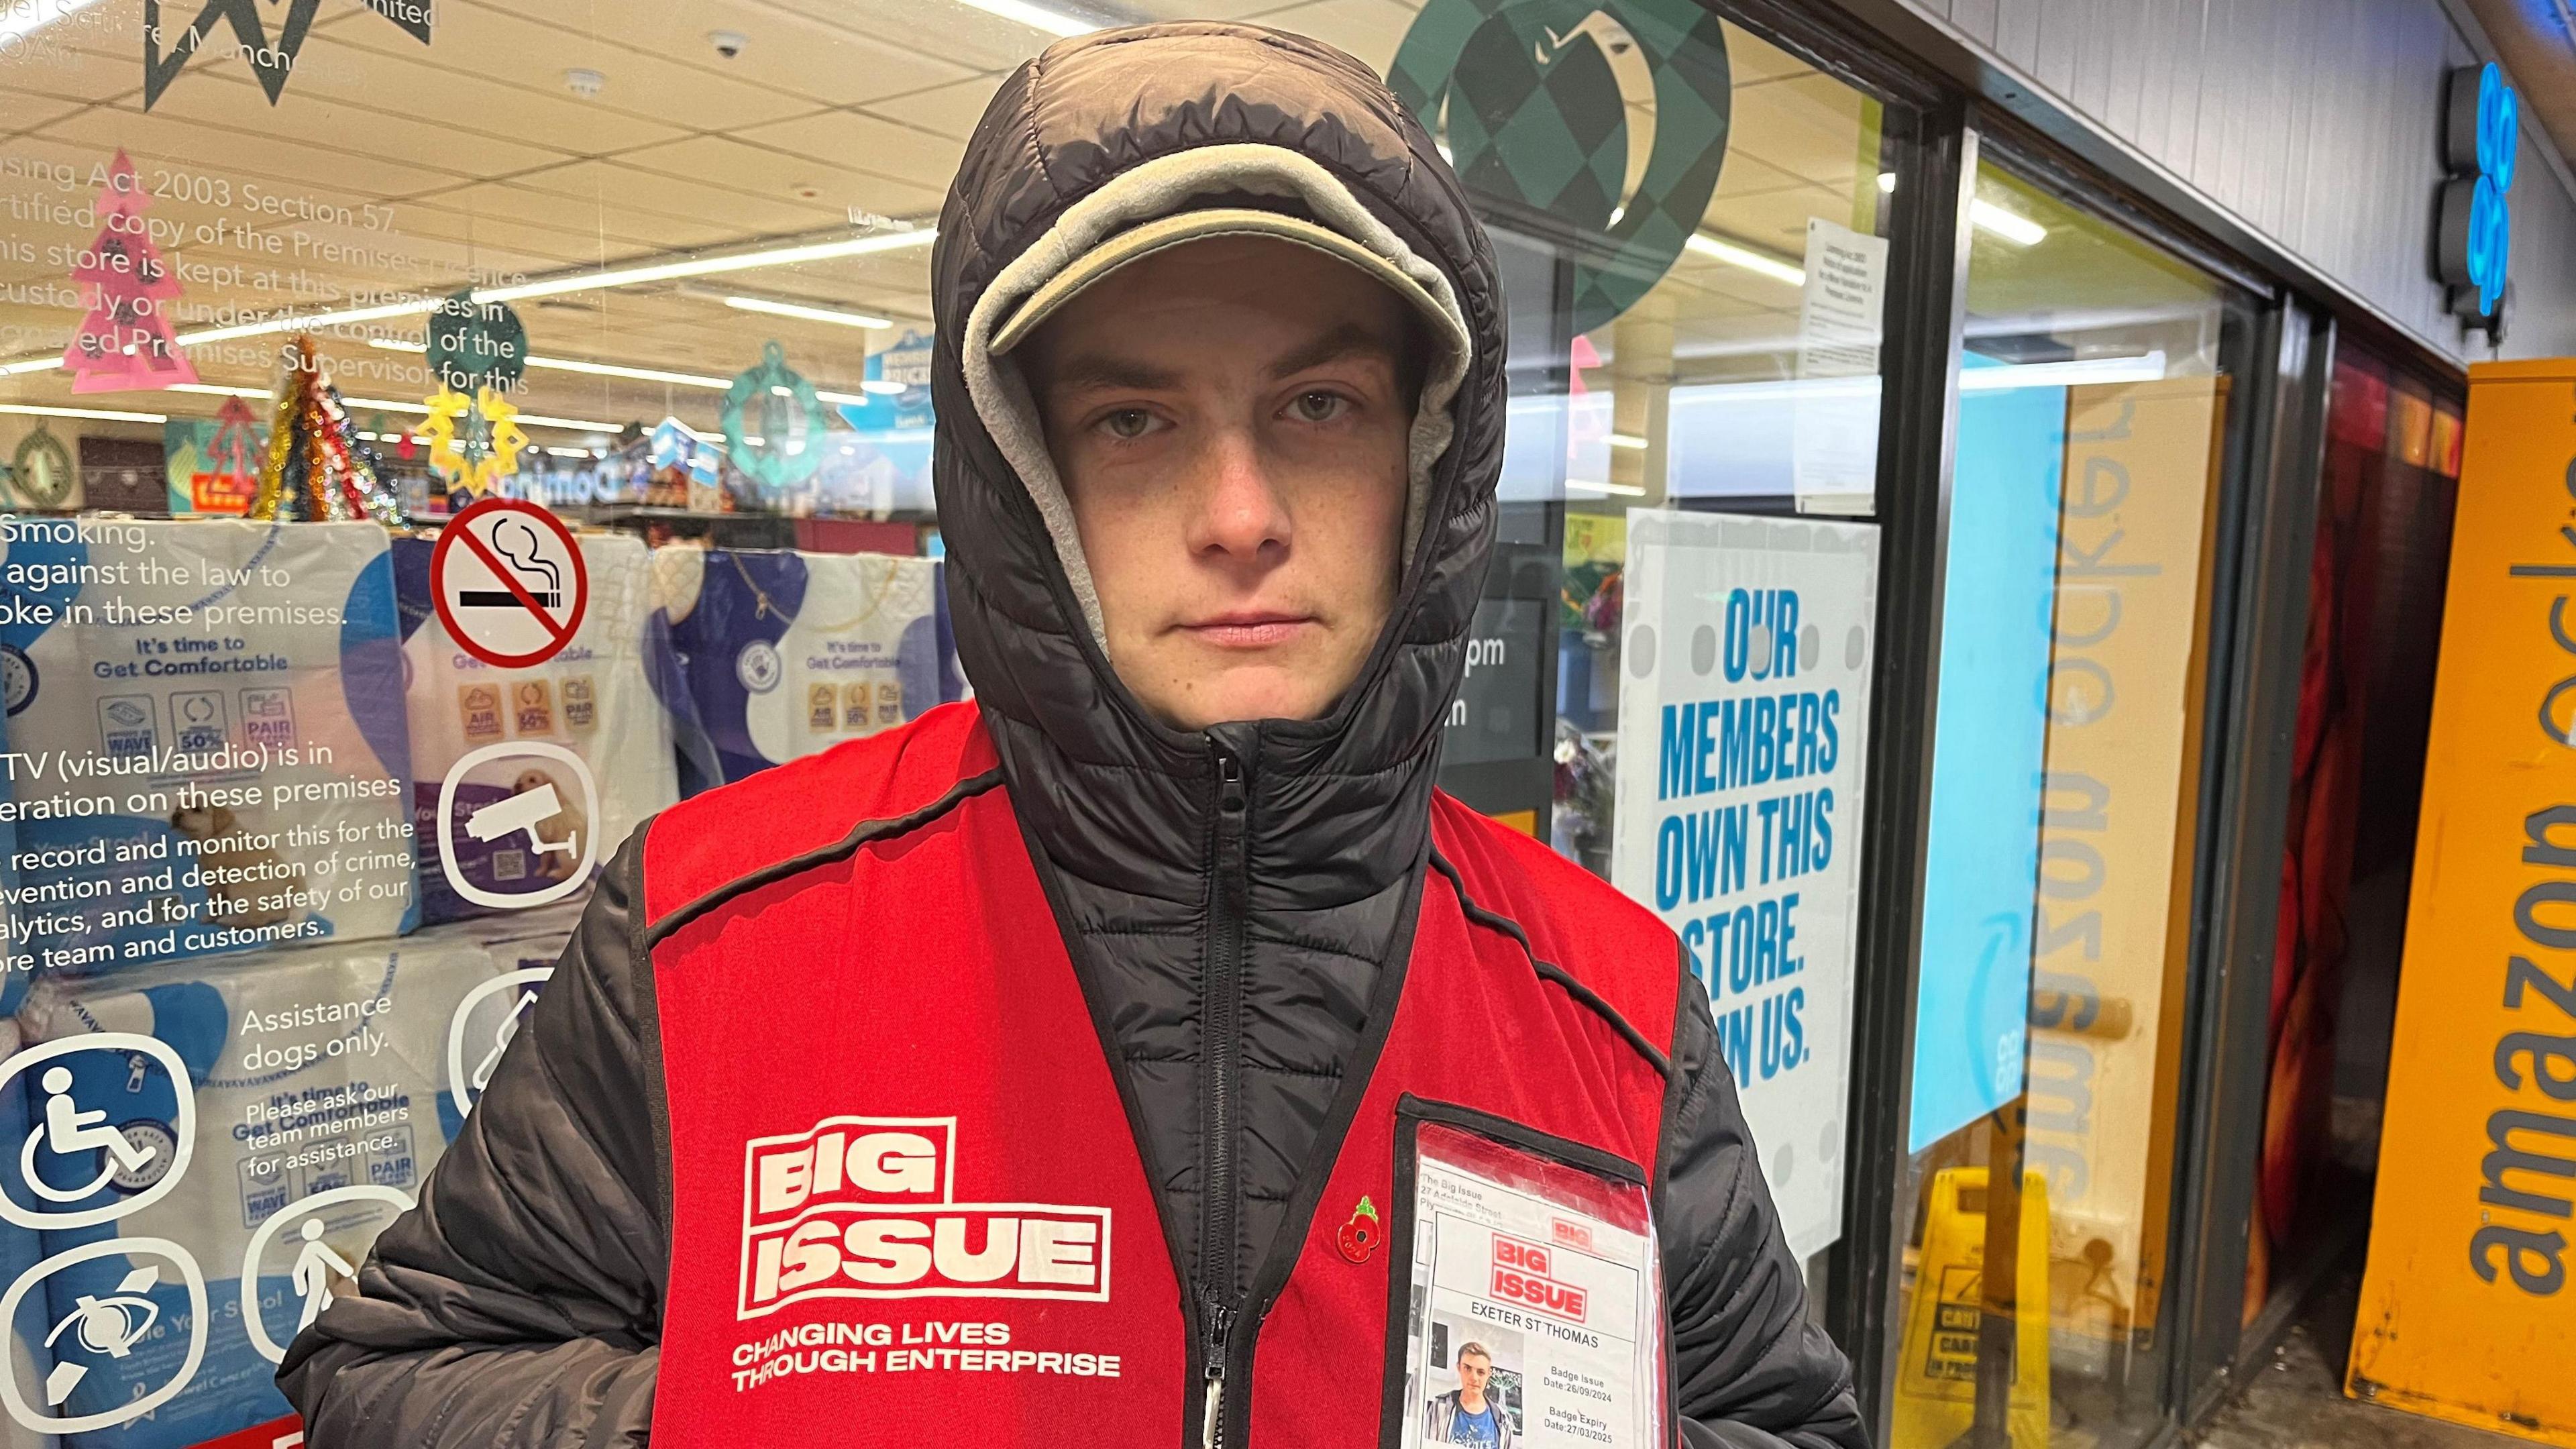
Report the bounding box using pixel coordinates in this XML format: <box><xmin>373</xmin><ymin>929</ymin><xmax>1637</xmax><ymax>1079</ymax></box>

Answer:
<box><xmin>8</xmin><ymin>428</ymin><xmax>74</xmax><ymax>509</ymax></box>
<box><xmin>418</xmin><ymin>384</ymin><xmax>529</xmax><ymax>498</ymax></box>
<box><xmin>208</xmin><ymin>394</ymin><xmax>263</xmax><ymax>483</ymax></box>
<box><xmin>248</xmin><ymin>337</ymin><xmax>407</xmax><ymax>525</ymax></box>
<box><xmin>426</xmin><ymin>292</ymin><xmax>527</xmax><ymax>394</ymax></box>
<box><xmin>163</xmin><ymin>395</ymin><xmax>266</xmax><ymax>513</ymax></box>
<box><xmin>60</xmin><ymin>150</ymin><xmax>200</xmax><ymax>394</ymax></box>
<box><xmin>721</xmin><ymin>340</ymin><xmax>828</xmax><ymax>492</ymax></box>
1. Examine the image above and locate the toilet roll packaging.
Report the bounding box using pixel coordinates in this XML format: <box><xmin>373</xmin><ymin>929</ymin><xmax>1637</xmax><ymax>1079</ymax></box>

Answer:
<box><xmin>0</xmin><ymin>519</ymin><xmax>415</xmax><ymax>978</ymax></box>
<box><xmin>392</xmin><ymin>534</ymin><xmax>676</xmax><ymax>922</ymax></box>
<box><xmin>0</xmin><ymin>928</ymin><xmax>506</xmax><ymax>1446</ymax></box>
<box><xmin>647</xmin><ymin>547</ymin><xmax>957</xmax><ymax>796</ymax></box>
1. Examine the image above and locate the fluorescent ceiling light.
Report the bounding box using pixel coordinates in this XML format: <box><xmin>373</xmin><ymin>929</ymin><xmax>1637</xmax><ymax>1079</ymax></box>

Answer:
<box><xmin>476</xmin><ymin>227</ymin><xmax>935</xmax><ymax>305</ymax></box>
<box><xmin>166</xmin><ymin>383</ymin><xmax>273</xmax><ymax>398</ymax></box>
<box><xmin>343</xmin><ymin>396</ymin><xmax>622</xmax><ymax>433</ymax></box>
<box><xmin>1871</xmin><ymin>172</ymin><xmax>2047</xmax><ymax>246</ymax></box>
<box><xmin>2</xmin><ymin>227</ymin><xmax>936</xmax><ymax>373</ymax></box>
<box><xmin>0</xmin><ymin>0</ymin><xmax>107</xmax><ymax>44</ymax></box>
<box><xmin>529</xmin><ymin>356</ymin><xmax>733</xmax><ymax>389</ymax></box>
<box><xmin>1684</xmin><ymin>233</ymin><xmax>1805</xmax><ymax>286</ymax></box>
<box><xmin>182</xmin><ymin>298</ymin><xmax>448</xmax><ymax>348</ymax></box>
<box><xmin>1564</xmin><ymin>479</ymin><xmax>1647</xmax><ymax>497</ymax></box>
<box><xmin>1608</xmin><ymin>433</ymin><xmax>1648</xmax><ymax>450</ymax></box>
<box><xmin>373</xmin><ymin>337</ymin><xmax>732</xmax><ymax>390</ymax></box>
<box><xmin>1959</xmin><ymin>351</ymin><xmax>2165</xmax><ymax>391</ymax></box>
<box><xmin>520</xmin><ymin>413</ymin><xmax>623</xmax><ymax>433</ymax></box>
<box><xmin>0</xmin><ymin>402</ymin><xmax>166</xmax><ymax>423</ymax></box>
<box><xmin>725</xmin><ymin>295</ymin><xmax>892</xmax><ymax>329</ymax></box>
<box><xmin>814</xmin><ymin>389</ymin><xmax>871</xmax><ymax>407</ymax></box>
<box><xmin>861</xmin><ymin>380</ymin><xmax>906</xmax><ymax>395</ymax></box>
<box><xmin>958</xmin><ymin>0</ymin><xmax>1098</xmax><ymax>36</ymax></box>
<box><xmin>542</xmin><ymin>446</ymin><xmax>593</xmax><ymax>458</ymax></box>
<box><xmin>1970</xmin><ymin>200</ymin><xmax>2047</xmax><ymax>246</ymax></box>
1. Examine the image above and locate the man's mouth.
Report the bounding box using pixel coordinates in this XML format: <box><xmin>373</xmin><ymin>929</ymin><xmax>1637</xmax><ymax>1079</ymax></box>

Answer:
<box><xmin>1179</xmin><ymin>610</ymin><xmax>1318</xmax><ymax>649</ymax></box>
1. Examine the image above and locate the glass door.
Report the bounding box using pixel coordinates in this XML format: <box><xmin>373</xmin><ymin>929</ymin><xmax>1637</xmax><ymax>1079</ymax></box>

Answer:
<box><xmin>1880</xmin><ymin>157</ymin><xmax>2262</xmax><ymax>1449</ymax></box>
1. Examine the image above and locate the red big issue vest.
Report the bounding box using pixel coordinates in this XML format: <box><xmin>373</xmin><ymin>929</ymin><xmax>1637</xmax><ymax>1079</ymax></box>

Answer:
<box><xmin>641</xmin><ymin>703</ymin><xmax>1680</xmax><ymax>1445</ymax></box>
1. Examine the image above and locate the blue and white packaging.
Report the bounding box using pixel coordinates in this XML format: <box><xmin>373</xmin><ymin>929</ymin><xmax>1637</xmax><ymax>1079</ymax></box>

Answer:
<box><xmin>0</xmin><ymin>928</ymin><xmax>504</xmax><ymax>1446</ymax></box>
<box><xmin>0</xmin><ymin>519</ymin><xmax>415</xmax><ymax>976</ymax></box>
<box><xmin>393</xmin><ymin>533</ymin><xmax>675</xmax><ymax>923</ymax></box>
<box><xmin>648</xmin><ymin>547</ymin><xmax>955</xmax><ymax>794</ymax></box>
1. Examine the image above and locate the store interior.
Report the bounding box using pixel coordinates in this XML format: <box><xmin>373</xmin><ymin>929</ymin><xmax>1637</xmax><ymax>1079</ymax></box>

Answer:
<box><xmin>0</xmin><ymin>1</ymin><xmax>2481</xmax><ymax>1446</ymax></box>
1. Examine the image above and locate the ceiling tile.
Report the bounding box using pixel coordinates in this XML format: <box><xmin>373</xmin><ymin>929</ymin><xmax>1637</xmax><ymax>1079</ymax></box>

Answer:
<box><xmin>737</xmin><ymin>111</ymin><xmax>969</xmax><ymax>203</ymax></box>
<box><xmin>862</xmin><ymin>76</ymin><xmax>1009</xmax><ymax>142</ymax></box>
<box><xmin>612</xmin><ymin>136</ymin><xmax>945</xmax><ymax>225</ymax></box>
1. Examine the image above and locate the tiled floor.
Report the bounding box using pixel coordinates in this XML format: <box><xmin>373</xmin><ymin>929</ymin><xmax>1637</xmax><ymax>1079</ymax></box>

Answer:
<box><xmin>2186</xmin><ymin>1266</ymin><xmax>2531</xmax><ymax>1449</ymax></box>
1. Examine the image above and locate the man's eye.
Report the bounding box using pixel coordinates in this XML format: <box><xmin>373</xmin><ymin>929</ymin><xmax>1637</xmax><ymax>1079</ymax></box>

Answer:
<box><xmin>1098</xmin><ymin>409</ymin><xmax>1157</xmax><ymax>439</ymax></box>
<box><xmin>1291</xmin><ymin>390</ymin><xmax>1349</xmax><ymax>423</ymax></box>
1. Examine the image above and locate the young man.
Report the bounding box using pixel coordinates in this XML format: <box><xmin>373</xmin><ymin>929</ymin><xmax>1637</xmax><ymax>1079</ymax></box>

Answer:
<box><xmin>1426</xmin><ymin>1342</ymin><xmax>1512</xmax><ymax>1447</ymax></box>
<box><xmin>280</xmin><ymin>22</ymin><xmax>1864</xmax><ymax>1448</ymax></box>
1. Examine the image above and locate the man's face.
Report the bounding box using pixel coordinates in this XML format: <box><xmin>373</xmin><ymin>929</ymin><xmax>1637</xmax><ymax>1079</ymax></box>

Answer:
<box><xmin>1021</xmin><ymin>234</ymin><xmax>1417</xmax><ymax>731</ymax></box>
<box><xmin>1458</xmin><ymin>1352</ymin><xmax>1491</xmax><ymax>1397</ymax></box>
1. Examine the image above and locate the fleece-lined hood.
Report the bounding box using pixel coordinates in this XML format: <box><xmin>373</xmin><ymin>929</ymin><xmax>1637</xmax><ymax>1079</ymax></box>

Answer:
<box><xmin>928</xmin><ymin>21</ymin><xmax>1509</xmax><ymax>911</ymax></box>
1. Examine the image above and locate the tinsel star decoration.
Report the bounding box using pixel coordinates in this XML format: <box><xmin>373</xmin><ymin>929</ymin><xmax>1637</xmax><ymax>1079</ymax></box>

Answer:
<box><xmin>419</xmin><ymin>385</ymin><xmax>529</xmax><ymax>496</ymax></box>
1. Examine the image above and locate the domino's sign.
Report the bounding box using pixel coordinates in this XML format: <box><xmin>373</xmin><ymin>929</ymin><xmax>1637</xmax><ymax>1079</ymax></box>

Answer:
<box><xmin>2436</xmin><ymin>62</ymin><xmax>2518</xmax><ymax>335</ymax></box>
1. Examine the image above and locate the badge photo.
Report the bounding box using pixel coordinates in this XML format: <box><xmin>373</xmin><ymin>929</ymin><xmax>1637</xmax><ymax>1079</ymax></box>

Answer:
<box><xmin>1383</xmin><ymin>1099</ymin><xmax>1667</xmax><ymax>1449</ymax></box>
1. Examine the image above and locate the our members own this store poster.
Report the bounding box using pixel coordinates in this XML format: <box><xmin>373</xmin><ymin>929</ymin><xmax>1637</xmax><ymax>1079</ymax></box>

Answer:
<box><xmin>1609</xmin><ymin>511</ymin><xmax>1878</xmax><ymax>1258</ymax></box>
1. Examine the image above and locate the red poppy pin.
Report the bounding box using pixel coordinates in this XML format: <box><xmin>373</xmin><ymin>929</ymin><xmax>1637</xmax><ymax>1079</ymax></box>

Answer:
<box><xmin>1336</xmin><ymin>1195</ymin><xmax>1384</xmax><ymax>1264</ymax></box>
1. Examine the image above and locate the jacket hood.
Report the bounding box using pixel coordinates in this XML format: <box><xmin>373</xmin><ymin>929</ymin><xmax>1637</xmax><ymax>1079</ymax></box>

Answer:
<box><xmin>930</xmin><ymin>21</ymin><xmax>1509</xmax><ymax>906</ymax></box>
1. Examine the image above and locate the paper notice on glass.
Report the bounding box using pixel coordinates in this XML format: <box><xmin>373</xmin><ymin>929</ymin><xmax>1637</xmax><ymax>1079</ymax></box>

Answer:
<box><xmin>1792</xmin><ymin>217</ymin><xmax>1890</xmax><ymax>517</ymax></box>
<box><xmin>1397</xmin><ymin>1120</ymin><xmax>1663</xmax><ymax>1449</ymax></box>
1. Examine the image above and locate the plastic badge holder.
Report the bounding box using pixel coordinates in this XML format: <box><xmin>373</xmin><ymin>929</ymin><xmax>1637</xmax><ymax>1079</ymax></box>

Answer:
<box><xmin>1393</xmin><ymin>1112</ymin><xmax>1668</xmax><ymax>1448</ymax></box>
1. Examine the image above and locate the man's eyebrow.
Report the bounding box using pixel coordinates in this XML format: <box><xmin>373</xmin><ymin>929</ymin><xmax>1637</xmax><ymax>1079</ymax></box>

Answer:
<box><xmin>1267</xmin><ymin>321</ymin><xmax>1402</xmax><ymax>380</ymax></box>
<box><xmin>1037</xmin><ymin>352</ymin><xmax>1186</xmax><ymax>394</ymax></box>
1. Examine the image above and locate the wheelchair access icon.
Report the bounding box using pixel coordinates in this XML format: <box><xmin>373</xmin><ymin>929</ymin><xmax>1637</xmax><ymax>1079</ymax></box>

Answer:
<box><xmin>0</xmin><ymin>1034</ymin><xmax>197</xmax><ymax>1230</ymax></box>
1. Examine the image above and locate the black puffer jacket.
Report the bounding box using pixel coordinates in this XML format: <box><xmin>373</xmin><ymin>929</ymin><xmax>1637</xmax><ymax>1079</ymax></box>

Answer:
<box><xmin>280</xmin><ymin>23</ymin><xmax>1865</xmax><ymax>1449</ymax></box>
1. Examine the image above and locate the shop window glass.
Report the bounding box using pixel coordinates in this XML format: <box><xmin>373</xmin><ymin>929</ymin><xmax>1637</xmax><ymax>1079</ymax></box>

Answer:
<box><xmin>1888</xmin><ymin>163</ymin><xmax>2254</xmax><ymax>1449</ymax></box>
<box><xmin>1445</xmin><ymin>15</ymin><xmax>1897</xmax><ymax>1273</ymax></box>
<box><xmin>0</xmin><ymin>0</ymin><xmax>1900</xmax><ymax>1438</ymax></box>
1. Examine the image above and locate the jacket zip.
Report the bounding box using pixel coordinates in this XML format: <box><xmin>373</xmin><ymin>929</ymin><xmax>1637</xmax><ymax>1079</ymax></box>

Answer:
<box><xmin>1199</xmin><ymin>743</ymin><xmax>1250</xmax><ymax>1447</ymax></box>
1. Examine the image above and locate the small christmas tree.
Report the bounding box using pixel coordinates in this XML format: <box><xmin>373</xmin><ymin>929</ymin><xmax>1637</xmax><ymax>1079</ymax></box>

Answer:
<box><xmin>250</xmin><ymin>337</ymin><xmax>407</xmax><ymax>525</ymax></box>
<box><xmin>206</xmin><ymin>394</ymin><xmax>262</xmax><ymax>484</ymax></box>
<box><xmin>60</xmin><ymin>150</ymin><xmax>199</xmax><ymax>394</ymax></box>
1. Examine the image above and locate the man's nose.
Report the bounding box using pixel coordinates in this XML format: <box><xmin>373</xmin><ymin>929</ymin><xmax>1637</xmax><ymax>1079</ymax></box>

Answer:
<box><xmin>1186</xmin><ymin>426</ymin><xmax>1291</xmax><ymax>561</ymax></box>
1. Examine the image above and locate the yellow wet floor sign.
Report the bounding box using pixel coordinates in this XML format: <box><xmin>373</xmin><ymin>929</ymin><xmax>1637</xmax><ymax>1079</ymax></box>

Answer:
<box><xmin>1894</xmin><ymin>1167</ymin><xmax>2051</xmax><ymax>1449</ymax></box>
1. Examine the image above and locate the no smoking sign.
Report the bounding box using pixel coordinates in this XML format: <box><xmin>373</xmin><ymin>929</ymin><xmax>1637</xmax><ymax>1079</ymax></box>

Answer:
<box><xmin>431</xmin><ymin>499</ymin><xmax>588</xmax><ymax>668</ymax></box>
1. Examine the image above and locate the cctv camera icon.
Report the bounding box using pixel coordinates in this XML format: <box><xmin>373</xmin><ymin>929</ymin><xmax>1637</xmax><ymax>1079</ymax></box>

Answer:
<box><xmin>464</xmin><ymin>782</ymin><xmax>578</xmax><ymax>861</ymax></box>
<box><xmin>437</xmin><ymin>743</ymin><xmax>599</xmax><ymax>912</ymax></box>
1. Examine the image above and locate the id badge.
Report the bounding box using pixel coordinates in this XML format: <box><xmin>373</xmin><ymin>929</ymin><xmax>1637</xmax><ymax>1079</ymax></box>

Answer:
<box><xmin>1385</xmin><ymin>1098</ymin><xmax>1668</xmax><ymax>1449</ymax></box>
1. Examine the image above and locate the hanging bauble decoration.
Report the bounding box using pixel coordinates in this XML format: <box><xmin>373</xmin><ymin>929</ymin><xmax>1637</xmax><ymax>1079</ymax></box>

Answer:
<box><xmin>425</xmin><ymin>291</ymin><xmax>528</xmax><ymax>395</ymax></box>
<box><xmin>720</xmin><ymin>339</ymin><xmax>827</xmax><ymax>492</ymax></box>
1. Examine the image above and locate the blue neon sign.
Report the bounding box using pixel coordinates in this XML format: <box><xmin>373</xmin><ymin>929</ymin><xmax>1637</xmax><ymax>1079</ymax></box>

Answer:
<box><xmin>2438</xmin><ymin>62</ymin><xmax>2519</xmax><ymax>331</ymax></box>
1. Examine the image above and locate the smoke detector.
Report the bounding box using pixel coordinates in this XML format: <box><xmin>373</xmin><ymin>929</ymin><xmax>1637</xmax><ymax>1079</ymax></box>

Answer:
<box><xmin>564</xmin><ymin>68</ymin><xmax>605</xmax><ymax>99</ymax></box>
